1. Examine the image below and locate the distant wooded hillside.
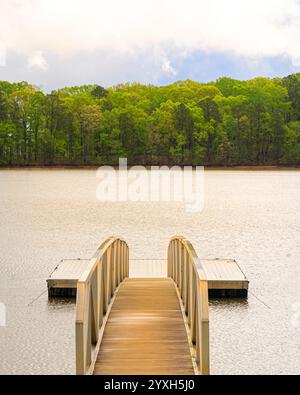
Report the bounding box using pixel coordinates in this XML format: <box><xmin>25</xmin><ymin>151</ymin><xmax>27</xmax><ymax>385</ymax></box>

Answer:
<box><xmin>1</xmin><ymin>75</ymin><xmax>300</xmax><ymax>166</ymax></box>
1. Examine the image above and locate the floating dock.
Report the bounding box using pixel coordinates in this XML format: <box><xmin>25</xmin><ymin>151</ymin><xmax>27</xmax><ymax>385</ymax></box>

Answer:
<box><xmin>47</xmin><ymin>258</ymin><xmax>248</xmax><ymax>298</ymax></box>
<box><xmin>202</xmin><ymin>259</ymin><xmax>249</xmax><ymax>298</ymax></box>
<box><xmin>47</xmin><ymin>259</ymin><xmax>89</xmax><ymax>297</ymax></box>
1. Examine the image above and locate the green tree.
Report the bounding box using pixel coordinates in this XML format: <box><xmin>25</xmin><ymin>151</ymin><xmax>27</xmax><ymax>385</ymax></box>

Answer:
<box><xmin>281</xmin><ymin>122</ymin><xmax>300</xmax><ymax>164</ymax></box>
<box><xmin>282</xmin><ymin>74</ymin><xmax>300</xmax><ymax>121</ymax></box>
<box><xmin>79</xmin><ymin>104</ymin><xmax>102</xmax><ymax>163</ymax></box>
<box><xmin>91</xmin><ymin>85</ymin><xmax>108</xmax><ymax>99</ymax></box>
<box><xmin>0</xmin><ymin>75</ymin><xmax>299</xmax><ymax>167</ymax></box>
<box><xmin>174</xmin><ymin>103</ymin><xmax>194</xmax><ymax>161</ymax></box>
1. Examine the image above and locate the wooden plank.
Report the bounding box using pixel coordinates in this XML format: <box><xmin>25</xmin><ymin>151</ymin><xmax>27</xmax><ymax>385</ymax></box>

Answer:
<box><xmin>47</xmin><ymin>258</ymin><xmax>249</xmax><ymax>298</ymax></box>
<box><xmin>93</xmin><ymin>278</ymin><xmax>195</xmax><ymax>376</ymax></box>
<box><xmin>47</xmin><ymin>259</ymin><xmax>90</xmax><ymax>297</ymax></box>
<box><xmin>48</xmin><ymin>259</ymin><xmax>89</xmax><ymax>282</ymax></box>
<box><xmin>201</xmin><ymin>259</ymin><xmax>249</xmax><ymax>291</ymax></box>
<box><xmin>202</xmin><ymin>259</ymin><xmax>247</xmax><ymax>281</ymax></box>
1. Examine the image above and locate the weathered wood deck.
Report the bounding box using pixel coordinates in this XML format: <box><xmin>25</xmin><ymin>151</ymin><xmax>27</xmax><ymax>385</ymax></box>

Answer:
<box><xmin>202</xmin><ymin>259</ymin><xmax>249</xmax><ymax>298</ymax></box>
<box><xmin>47</xmin><ymin>259</ymin><xmax>89</xmax><ymax>297</ymax></box>
<box><xmin>93</xmin><ymin>278</ymin><xmax>195</xmax><ymax>375</ymax></box>
<box><xmin>48</xmin><ymin>258</ymin><xmax>249</xmax><ymax>298</ymax></box>
<box><xmin>75</xmin><ymin>237</ymin><xmax>210</xmax><ymax>375</ymax></box>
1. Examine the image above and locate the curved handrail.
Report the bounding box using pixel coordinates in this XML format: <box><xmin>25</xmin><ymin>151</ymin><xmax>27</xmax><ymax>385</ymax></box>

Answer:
<box><xmin>168</xmin><ymin>236</ymin><xmax>209</xmax><ymax>375</ymax></box>
<box><xmin>76</xmin><ymin>237</ymin><xmax>129</xmax><ymax>375</ymax></box>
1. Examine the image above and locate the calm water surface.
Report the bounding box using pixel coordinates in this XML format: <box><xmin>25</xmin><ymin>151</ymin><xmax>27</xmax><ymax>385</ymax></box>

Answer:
<box><xmin>0</xmin><ymin>169</ymin><xmax>299</xmax><ymax>374</ymax></box>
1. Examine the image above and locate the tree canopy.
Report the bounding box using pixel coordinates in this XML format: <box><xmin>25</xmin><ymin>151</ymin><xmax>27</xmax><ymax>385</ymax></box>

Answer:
<box><xmin>0</xmin><ymin>76</ymin><xmax>300</xmax><ymax>166</ymax></box>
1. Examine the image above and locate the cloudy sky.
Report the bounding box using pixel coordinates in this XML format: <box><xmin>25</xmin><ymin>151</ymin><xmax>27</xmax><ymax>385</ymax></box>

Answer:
<box><xmin>1</xmin><ymin>0</ymin><xmax>300</xmax><ymax>91</ymax></box>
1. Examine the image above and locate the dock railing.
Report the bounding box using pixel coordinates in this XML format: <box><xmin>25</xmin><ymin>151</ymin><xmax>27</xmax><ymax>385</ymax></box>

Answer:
<box><xmin>168</xmin><ymin>236</ymin><xmax>209</xmax><ymax>375</ymax></box>
<box><xmin>75</xmin><ymin>237</ymin><xmax>129</xmax><ymax>375</ymax></box>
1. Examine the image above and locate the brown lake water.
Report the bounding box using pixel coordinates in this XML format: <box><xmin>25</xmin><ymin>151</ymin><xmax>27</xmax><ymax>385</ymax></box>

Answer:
<box><xmin>0</xmin><ymin>169</ymin><xmax>299</xmax><ymax>375</ymax></box>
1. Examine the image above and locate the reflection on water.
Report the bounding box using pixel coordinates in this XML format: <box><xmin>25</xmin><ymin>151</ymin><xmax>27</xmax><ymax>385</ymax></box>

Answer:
<box><xmin>0</xmin><ymin>169</ymin><xmax>299</xmax><ymax>374</ymax></box>
<box><xmin>48</xmin><ymin>298</ymin><xmax>76</xmax><ymax>307</ymax></box>
<box><xmin>210</xmin><ymin>298</ymin><xmax>249</xmax><ymax>309</ymax></box>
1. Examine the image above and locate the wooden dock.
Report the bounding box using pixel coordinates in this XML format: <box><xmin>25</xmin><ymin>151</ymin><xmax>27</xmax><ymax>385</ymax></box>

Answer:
<box><xmin>202</xmin><ymin>259</ymin><xmax>249</xmax><ymax>298</ymax></box>
<box><xmin>47</xmin><ymin>259</ymin><xmax>89</xmax><ymax>297</ymax></box>
<box><xmin>47</xmin><ymin>258</ymin><xmax>248</xmax><ymax>298</ymax></box>
<box><xmin>67</xmin><ymin>236</ymin><xmax>253</xmax><ymax>375</ymax></box>
<box><xmin>75</xmin><ymin>236</ymin><xmax>209</xmax><ymax>375</ymax></box>
<box><xmin>93</xmin><ymin>278</ymin><xmax>195</xmax><ymax>375</ymax></box>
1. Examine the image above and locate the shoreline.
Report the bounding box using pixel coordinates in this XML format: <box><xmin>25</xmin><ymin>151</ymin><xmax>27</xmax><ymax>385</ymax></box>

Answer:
<box><xmin>0</xmin><ymin>164</ymin><xmax>299</xmax><ymax>171</ymax></box>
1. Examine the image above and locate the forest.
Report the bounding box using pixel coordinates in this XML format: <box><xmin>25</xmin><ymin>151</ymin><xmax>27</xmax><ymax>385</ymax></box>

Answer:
<box><xmin>0</xmin><ymin>75</ymin><xmax>300</xmax><ymax>166</ymax></box>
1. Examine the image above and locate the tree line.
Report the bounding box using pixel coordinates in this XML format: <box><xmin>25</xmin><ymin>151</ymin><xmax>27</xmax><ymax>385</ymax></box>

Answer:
<box><xmin>0</xmin><ymin>75</ymin><xmax>300</xmax><ymax>166</ymax></box>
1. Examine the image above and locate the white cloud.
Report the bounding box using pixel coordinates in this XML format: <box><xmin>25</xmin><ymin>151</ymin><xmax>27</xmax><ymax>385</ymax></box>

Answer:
<box><xmin>162</xmin><ymin>59</ymin><xmax>177</xmax><ymax>76</ymax></box>
<box><xmin>1</xmin><ymin>0</ymin><xmax>300</xmax><ymax>63</ymax></box>
<box><xmin>0</xmin><ymin>44</ymin><xmax>6</xmax><ymax>67</ymax></box>
<box><xmin>27</xmin><ymin>51</ymin><xmax>48</xmax><ymax>70</ymax></box>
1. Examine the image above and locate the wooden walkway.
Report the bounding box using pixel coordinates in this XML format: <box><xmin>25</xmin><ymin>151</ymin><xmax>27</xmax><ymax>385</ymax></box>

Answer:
<box><xmin>93</xmin><ymin>278</ymin><xmax>195</xmax><ymax>375</ymax></box>
<box><xmin>75</xmin><ymin>237</ymin><xmax>210</xmax><ymax>375</ymax></box>
<box><xmin>48</xmin><ymin>258</ymin><xmax>248</xmax><ymax>298</ymax></box>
